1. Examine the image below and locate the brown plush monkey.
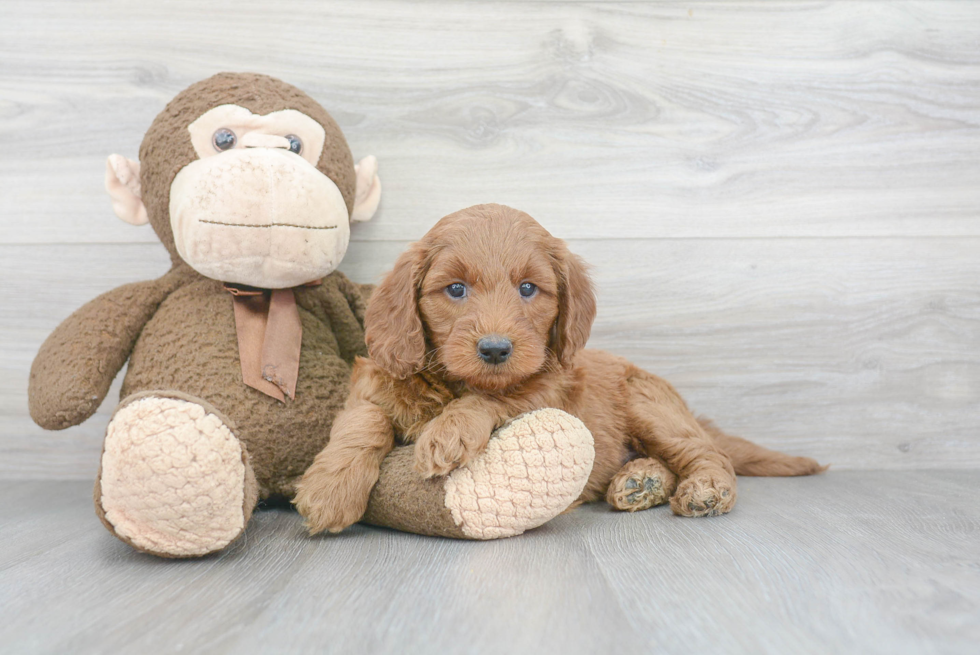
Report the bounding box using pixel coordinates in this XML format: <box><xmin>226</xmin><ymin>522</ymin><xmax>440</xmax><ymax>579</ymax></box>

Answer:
<box><xmin>28</xmin><ymin>73</ymin><xmax>595</xmax><ymax>557</ymax></box>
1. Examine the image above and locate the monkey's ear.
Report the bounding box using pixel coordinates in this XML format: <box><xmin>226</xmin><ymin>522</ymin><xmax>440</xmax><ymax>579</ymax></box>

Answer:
<box><xmin>351</xmin><ymin>155</ymin><xmax>381</xmax><ymax>223</ymax></box>
<box><xmin>105</xmin><ymin>155</ymin><xmax>149</xmax><ymax>226</ymax></box>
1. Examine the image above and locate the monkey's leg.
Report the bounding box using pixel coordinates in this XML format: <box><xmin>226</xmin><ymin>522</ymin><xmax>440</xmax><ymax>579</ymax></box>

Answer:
<box><xmin>362</xmin><ymin>408</ymin><xmax>595</xmax><ymax>540</ymax></box>
<box><xmin>94</xmin><ymin>391</ymin><xmax>258</xmax><ymax>558</ymax></box>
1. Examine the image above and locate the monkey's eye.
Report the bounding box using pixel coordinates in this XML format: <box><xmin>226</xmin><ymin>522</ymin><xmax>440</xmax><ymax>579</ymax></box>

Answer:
<box><xmin>212</xmin><ymin>128</ymin><xmax>237</xmax><ymax>152</ymax></box>
<box><xmin>285</xmin><ymin>134</ymin><xmax>303</xmax><ymax>155</ymax></box>
<box><xmin>446</xmin><ymin>283</ymin><xmax>467</xmax><ymax>299</ymax></box>
<box><xmin>519</xmin><ymin>282</ymin><xmax>537</xmax><ymax>298</ymax></box>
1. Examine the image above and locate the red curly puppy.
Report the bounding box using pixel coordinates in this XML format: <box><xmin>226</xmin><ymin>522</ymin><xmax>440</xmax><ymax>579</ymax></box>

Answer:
<box><xmin>295</xmin><ymin>204</ymin><xmax>825</xmax><ymax>533</ymax></box>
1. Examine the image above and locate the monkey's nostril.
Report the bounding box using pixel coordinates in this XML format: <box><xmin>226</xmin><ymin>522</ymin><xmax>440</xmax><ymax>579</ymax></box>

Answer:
<box><xmin>477</xmin><ymin>335</ymin><xmax>512</xmax><ymax>365</ymax></box>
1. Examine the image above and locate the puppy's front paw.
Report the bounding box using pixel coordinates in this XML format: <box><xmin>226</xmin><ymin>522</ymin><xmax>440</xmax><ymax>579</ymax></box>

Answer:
<box><xmin>414</xmin><ymin>412</ymin><xmax>486</xmax><ymax>479</ymax></box>
<box><xmin>293</xmin><ymin>470</ymin><xmax>370</xmax><ymax>535</ymax></box>
<box><xmin>670</xmin><ymin>468</ymin><xmax>737</xmax><ymax>517</ymax></box>
<box><xmin>415</xmin><ymin>422</ymin><xmax>466</xmax><ymax>479</ymax></box>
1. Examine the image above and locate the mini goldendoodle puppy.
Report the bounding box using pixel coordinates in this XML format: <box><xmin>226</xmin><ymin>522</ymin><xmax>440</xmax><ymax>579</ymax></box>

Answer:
<box><xmin>295</xmin><ymin>204</ymin><xmax>825</xmax><ymax>533</ymax></box>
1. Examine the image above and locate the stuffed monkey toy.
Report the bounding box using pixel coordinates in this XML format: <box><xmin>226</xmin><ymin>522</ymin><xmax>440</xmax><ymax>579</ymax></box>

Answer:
<box><xmin>28</xmin><ymin>73</ymin><xmax>594</xmax><ymax>557</ymax></box>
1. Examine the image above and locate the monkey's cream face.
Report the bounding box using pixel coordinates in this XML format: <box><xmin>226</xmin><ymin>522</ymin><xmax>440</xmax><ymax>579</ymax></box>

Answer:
<box><xmin>169</xmin><ymin>104</ymin><xmax>350</xmax><ymax>289</ymax></box>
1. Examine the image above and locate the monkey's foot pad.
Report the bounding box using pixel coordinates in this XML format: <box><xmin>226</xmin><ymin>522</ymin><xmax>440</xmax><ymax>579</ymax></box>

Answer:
<box><xmin>444</xmin><ymin>408</ymin><xmax>595</xmax><ymax>539</ymax></box>
<box><xmin>97</xmin><ymin>395</ymin><xmax>249</xmax><ymax>558</ymax></box>
<box><xmin>606</xmin><ymin>458</ymin><xmax>678</xmax><ymax>512</ymax></box>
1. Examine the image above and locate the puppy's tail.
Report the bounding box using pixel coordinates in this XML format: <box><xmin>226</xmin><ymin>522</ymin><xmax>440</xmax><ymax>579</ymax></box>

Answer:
<box><xmin>698</xmin><ymin>417</ymin><xmax>828</xmax><ymax>476</ymax></box>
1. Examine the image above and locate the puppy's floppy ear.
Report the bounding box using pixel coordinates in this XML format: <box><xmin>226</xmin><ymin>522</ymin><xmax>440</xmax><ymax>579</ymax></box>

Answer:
<box><xmin>551</xmin><ymin>240</ymin><xmax>596</xmax><ymax>366</ymax></box>
<box><xmin>365</xmin><ymin>243</ymin><xmax>428</xmax><ymax>378</ymax></box>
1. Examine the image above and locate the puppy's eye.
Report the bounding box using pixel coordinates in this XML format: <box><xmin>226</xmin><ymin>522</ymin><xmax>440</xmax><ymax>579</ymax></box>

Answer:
<box><xmin>446</xmin><ymin>283</ymin><xmax>467</xmax><ymax>299</ymax></box>
<box><xmin>285</xmin><ymin>134</ymin><xmax>302</xmax><ymax>155</ymax></box>
<box><xmin>519</xmin><ymin>282</ymin><xmax>537</xmax><ymax>298</ymax></box>
<box><xmin>212</xmin><ymin>128</ymin><xmax>237</xmax><ymax>151</ymax></box>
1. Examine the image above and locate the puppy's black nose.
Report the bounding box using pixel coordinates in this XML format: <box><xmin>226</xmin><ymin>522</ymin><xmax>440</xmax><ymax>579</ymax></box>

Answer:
<box><xmin>477</xmin><ymin>335</ymin><xmax>512</xmax><ymax>365</ymax></box>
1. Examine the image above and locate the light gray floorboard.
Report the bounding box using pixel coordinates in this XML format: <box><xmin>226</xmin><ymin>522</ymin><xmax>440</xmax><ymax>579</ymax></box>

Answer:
<box><xmin>1</xmin><ymin>472</ymin><xmax>977</xmax><ymax>655</ymax></box>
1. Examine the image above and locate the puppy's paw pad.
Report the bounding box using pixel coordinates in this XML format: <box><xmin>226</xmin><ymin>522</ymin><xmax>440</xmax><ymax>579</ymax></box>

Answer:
<box><xmin>626</xmin><ymin>476</ymin><xmax>668</xmax><ymax>511</ymax></box>
<box><xmin>606</xmin><ymin>458</ymin><xmax>677</xmax><ymax>512</ymax></box>
<box><xmin>670</xmin><ymin>472</ymin><xmax>736</xmax><ymax>517</ymax></box>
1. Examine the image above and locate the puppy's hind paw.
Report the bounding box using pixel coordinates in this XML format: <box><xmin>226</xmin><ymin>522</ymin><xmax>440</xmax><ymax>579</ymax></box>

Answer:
<box><xmin>606</xmin><ymin>458</ymin><xmax>677</xmax><ymax>512</ymax></box>
<box><xmin>670</xmin><ymin>469</ymin><xmax>737</xmax><ymax>517</ymax></box>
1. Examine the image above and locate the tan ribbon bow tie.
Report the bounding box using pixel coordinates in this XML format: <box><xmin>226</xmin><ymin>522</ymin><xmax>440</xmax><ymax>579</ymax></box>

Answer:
<box><xmin>224</xmin><ymin>280</ymin><xmax>320</xmax><ymax>402</ymax></box>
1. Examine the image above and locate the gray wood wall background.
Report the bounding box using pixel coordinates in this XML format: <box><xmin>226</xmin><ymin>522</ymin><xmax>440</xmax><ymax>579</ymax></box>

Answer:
<box><xmin>2</xmin><ymin>0</ymin><xmax>978</xmax><ymax>479</ymax></box>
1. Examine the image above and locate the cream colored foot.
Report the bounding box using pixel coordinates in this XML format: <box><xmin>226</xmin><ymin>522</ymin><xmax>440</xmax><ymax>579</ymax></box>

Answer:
<box><xmin>443</xmin><ymin>408</ymin><xmax>595</xmax><ymax>539</ymax></box>
<box><xmin>96</xmin><ymin>394</ymin><xmax>255</xmax><ymax>557</ymax></box>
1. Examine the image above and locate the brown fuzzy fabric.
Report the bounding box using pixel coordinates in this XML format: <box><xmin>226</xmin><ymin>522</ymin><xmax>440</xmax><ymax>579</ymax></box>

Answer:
<box><xmin>117</xmin><ymin>273</ymin><xmax>367</xmax><ymax>496</ymax></box>
<box><xmin>29</xmin><ymin>267</ymin><xmax>196</xmax><ymax>429</ymax></box>
<box><xmin>361</xmin><ymin>445</ymin><xmax>467</xmax><ymax>538</ymax></box>
<box><xmin>30</xmin><ymin>72</ymin><xmax>368</xmax><ymax>497</ymax></box>
<box><xmin>33</xmin><ymin>263</ymin><xmax>367</xmax><ymax>497</ymax></box>
<box><xmin>138</xmin><ymin>72</ymin><xmax>356</xmax><ymax>264</ymax></box>
<box><xmin>28</xmin><ymin>73</ymin><xmax>466</xmax><ymax>553</ymax></box>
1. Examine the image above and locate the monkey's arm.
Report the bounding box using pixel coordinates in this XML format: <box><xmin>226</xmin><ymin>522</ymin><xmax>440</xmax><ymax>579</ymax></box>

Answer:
<box><xmin>332</xmin><ymin>272</ymin><xmax>374</xmax><ymax>330</ymax></box>
<box><xmin>303</xmin><ymin>272</ymin><xmax>373</xmax><ymax>366</ymax></box>
<box><xmin>29</xmin><ymin>269</ymin><xmax>190</xmax><ymax>430</ymax></box>
<box><xmin>353</xmin><ymin>282</ymin><xmax>375</xmax><ymax>306</ymax></box>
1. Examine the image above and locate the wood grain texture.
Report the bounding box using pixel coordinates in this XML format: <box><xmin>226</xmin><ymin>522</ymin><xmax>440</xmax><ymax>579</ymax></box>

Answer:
<box><xmin>4</xmin><ymin>236</ymin><xmax>977</xmax><ymax>477</ymax></box>
<box><xmin>1</xmin><ymin>472</ymin><xmax>977</xmax><ymax>654</ymax></box>
<box><xmin>1</xmin><ymin>1</ymin><xmax>980</xmax><ymax>244</ymax></box>
<box><xmin>1</xmin><ymin>0</ymin><xmax>979</xmax><ymax>477</ymax></box>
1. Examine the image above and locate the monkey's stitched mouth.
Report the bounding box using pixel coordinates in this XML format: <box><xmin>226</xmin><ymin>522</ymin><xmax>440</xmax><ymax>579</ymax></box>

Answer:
<box><xmin>198</xmin><ymin>220</ymin><xmax>337</xmax><ymax>230</ymax></box>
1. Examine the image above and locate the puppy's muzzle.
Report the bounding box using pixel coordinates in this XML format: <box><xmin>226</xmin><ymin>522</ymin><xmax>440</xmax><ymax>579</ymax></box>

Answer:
<box><xmin>477</xmin><ymin>335</ymin><xmax>512</xmax><ymax>365</ymax></box>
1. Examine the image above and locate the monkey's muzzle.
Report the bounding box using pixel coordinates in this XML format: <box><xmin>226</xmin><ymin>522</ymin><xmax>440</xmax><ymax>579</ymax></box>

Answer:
<box><xmin>169</xmin><ymin>148</ymin><xmax>351</xmax><ymax>288</ymax></box>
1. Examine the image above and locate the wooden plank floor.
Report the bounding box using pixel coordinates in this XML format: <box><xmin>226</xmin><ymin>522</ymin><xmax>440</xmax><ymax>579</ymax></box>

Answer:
<box><xmin>1</xmin><ymin>471</ymin><xmax>977</xmax><ymax>654</ymax></box>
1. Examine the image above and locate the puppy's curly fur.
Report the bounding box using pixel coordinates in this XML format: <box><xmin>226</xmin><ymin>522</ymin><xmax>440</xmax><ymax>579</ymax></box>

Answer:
<box><xmin>295</xmin><ymin>204</ymin><xmax>826</xmax><ymax>534</ymax></box>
